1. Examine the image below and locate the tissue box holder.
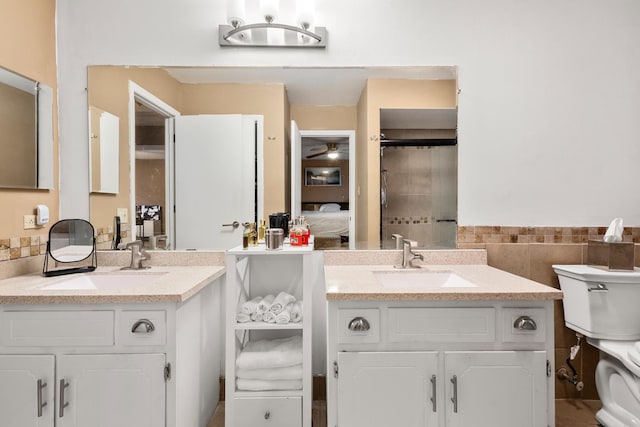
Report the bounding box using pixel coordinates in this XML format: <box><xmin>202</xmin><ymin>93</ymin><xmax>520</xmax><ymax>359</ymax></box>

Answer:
<box><xmin>587</xmin><ymin>239</ymin><xmax>635</xmax><ymax>271</ymax></box>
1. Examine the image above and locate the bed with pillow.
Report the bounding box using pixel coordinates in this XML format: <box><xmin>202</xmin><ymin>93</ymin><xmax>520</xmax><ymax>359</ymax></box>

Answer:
<box><xmin>301</xmin><ymin>203</ymin><xmax>349</xmax><ymax>240</ymax></box>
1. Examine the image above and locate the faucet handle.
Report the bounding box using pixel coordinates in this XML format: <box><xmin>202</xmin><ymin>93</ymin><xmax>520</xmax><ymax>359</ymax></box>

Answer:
<box><xmin>403</xmin><ymin>239</ymin><xmax>418</xmax><ymax>248</ymax></box>
<box><xmin>125</xmin><ymin>240</ymin><xmax>143</xmax><ymax>249</ymax></box>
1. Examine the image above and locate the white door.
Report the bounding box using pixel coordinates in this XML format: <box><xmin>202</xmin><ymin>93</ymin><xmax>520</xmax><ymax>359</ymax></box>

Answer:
<box><xmin>174</xmin><ymin>114</ymin><xmax>260</xmax><ymax>250</ymax></box>
<box><xmin>291</xmin><ymin>120</ymin><xmax>302</xmax><ymax>219</ymax></box>
<box><xmin>445</xmin><ymin>351</ymin><xmax>547</xmax><ymax>427</ymax></box>
<box><xmin>337</xmin><ymin>351</ymin><xmax>439</xmax><ymax>427</ymax></box>
<box><xmin>57</xmin><ymin>353</ymin><xmax>165</xmax><ymax>427</ymax></box>
<box><xmin>0</xmin><ymin>355</ymin><xmax>55</xmax><ymax>427</ymax></box>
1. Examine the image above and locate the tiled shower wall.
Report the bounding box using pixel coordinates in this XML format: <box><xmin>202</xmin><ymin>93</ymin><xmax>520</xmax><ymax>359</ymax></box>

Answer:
<box><xmin>459</xmin><ymin>225</ymin><xmax>640</xmax><ymax>400</ymax></box>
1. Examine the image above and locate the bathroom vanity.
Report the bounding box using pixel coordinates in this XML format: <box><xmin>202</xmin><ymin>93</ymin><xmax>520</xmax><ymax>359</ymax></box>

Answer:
<box><xmin>325</xmin><ymin>259</ymin><xmax>562</xmax><ymax>427</ymax></box>
<box><xmin>0</xmin><ymin>266</ymin><xmax>224</xmax><ymax>427</ymax></box>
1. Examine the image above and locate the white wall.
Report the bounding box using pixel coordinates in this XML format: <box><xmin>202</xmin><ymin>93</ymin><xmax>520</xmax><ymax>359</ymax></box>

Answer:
<box><xmin>57</xmin><ymin>0</ymin><xmax>640</xmax><ymax>226</ymax></box>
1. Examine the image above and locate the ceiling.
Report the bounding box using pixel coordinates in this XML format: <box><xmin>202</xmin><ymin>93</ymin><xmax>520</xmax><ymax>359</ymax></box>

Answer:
<box><xmin>164</xmin><ymin>66</ymin><xmax>457</xmax><ymax>106</ymax></box>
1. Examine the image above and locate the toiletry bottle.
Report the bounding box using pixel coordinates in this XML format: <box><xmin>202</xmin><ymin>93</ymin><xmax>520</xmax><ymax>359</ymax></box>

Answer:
<box><xmin>258</xmin><ymin>219</ymin><xmax>266</xmax><ymax>242</ymax></box>
<box><xmin>242</xmin><ymin>225</ymin><xmax>249</xmax><ymax>249</ymax></box>
<box><xmin>249</xmin><ymin>222</ymin><xmax>258</xmax><ymax>247</ymax></box>
<box><xmin>300</xmin><ymin>215</ymin><xmax>310</xmax><ymax>246</ymax></box>
<box><xmin>289</xmin><ymin>219</ymin><xmax>299</xmax><ymax>246</ymax></box>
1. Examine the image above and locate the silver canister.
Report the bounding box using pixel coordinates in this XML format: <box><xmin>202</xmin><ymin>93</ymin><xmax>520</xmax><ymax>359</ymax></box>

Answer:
<box><xmin>265</xmin><ymin>228</ymin><xmax>284</xmax><ymax>250</ymax></box>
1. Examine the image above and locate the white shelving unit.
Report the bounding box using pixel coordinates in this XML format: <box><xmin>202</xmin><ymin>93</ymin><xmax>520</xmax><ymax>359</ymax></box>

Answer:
<box><xmin>225</xmin><ymin>243</ymin><xmax>314</xmax><ymax>427</ymax></box>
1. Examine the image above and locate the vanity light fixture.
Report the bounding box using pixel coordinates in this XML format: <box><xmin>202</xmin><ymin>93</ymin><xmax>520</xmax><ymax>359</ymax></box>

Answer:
<box><xmin>219</xmin><ymin>0</ymin><xmax>326</xmax><ymax>48</ymax></box>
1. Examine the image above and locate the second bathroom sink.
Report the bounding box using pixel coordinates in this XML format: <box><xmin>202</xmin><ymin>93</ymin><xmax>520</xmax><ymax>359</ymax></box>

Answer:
<box><xmin>373</xmin><ymin>270</ymin><xmax>478</xmax><ymax>289</ymax></box>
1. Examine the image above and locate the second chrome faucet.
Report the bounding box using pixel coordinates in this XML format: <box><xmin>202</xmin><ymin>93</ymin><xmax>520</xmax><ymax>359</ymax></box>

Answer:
<box><xmin>122</xmin><ymin>240</ymin><xmax>150</xmax><ymax>270</ymax></box>
<box><xmin>396</xmin><ymin>238</ymin><xmax>423</xmax><ymax>269</ymax></box>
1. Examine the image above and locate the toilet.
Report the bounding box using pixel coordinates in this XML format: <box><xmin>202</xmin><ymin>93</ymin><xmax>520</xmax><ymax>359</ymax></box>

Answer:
<box><xmin>553</xmin><ymin>264</ymin><xmax>640</xmax><ymax>427</ymax></box>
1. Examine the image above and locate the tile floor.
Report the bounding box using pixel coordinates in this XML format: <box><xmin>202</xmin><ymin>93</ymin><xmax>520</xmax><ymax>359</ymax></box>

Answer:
<box><xmin>208</xmin><ymin>399</ymin><xmax>600</xmax><ymax>426</ymax></box>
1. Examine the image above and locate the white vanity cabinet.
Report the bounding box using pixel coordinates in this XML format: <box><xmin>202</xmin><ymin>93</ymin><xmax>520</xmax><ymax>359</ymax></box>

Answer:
<box><xmin>0</xmin><ymin>275</ymin><xmax>221</xmax><ymax>427</ymax></box>
<box><xmin>225</xmin><ymin>246</ymin><xmax>317</xmax><ymax>427</ymax></box>
<box><xmin>327</xmin><ymin>300</ymin><xmax>554</xmax><ymax>427</ymax></box>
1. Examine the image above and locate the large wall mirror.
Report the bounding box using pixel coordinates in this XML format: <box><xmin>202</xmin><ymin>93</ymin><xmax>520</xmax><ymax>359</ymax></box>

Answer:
<box><xmin>0</xmin><ymin>65</ymin><xmax>54</xmax><ymax>189</ymax></box>
<box><xmin>87</xmin><ymin>65</ymin><xmax>458</xmax><ymax>251</ymax></box>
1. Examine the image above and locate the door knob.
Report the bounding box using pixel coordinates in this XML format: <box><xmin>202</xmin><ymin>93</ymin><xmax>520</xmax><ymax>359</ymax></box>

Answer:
<box><xmin>222</xmin><ymin>221</ymin><xmax>240</xmax><ymax>228</ymax></box>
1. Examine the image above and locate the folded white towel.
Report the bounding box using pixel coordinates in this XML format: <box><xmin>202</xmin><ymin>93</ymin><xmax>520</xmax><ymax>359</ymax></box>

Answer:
<box><xmin>291</xmin><ymin>300</ymin><xmax>303</xmax><ymax>323</ymax></box>
<box><xmin>236</xmin><ymin>378</ymin><xmax>302</xmax><ymax>391</ymax></box>
<box><xmin>275</xmin><ymin>303</ymin><xmax>293</xmax><ymax>324</ymax></box>
<box><xmin>236</xmin><ymin>312</ymin><xmax>251</xmax><ymax>323</ymax></box>
<box><xmin>236</xmin><ymin>364</ymin><xmax>302</xmax><ymax>380</ymax></box>
<box><xmin>270</xmin><ymin>291</ymin><xmax>296</xmax><ymax>314</ymax></box>
<box><xmin>240</xmin><ymin>296</ymin><xmax>262</xmax><ymax>315</ymax></box>
<box><xmin>263</xmin><ymin>311</ymin><xmax>276</xmax><ymax>323</ymax></box>
<box><xmin>256</xmin><ymin>294</ymin><xmax>275</xmax><ymax>314</ymax></box>
<box><xmin>236</xmin><ymin>335</ymin><xmax>302</xmax><ymax>370</ymax></box>
<box><xmin>250</xmin><ymin>312</ymin><xmax>263</xmax><ymax>322</ymax></box>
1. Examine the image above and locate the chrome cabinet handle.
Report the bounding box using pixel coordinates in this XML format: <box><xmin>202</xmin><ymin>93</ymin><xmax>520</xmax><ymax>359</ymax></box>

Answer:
<box><xmin>513</xmin><ymin>316</ymin><xmax>537</xmax><ymax>331</ymax></box>
<box><xmin>450</xmin><ymin>375</ymin><xmax>458</xmax><ymax>413</ymax></box>
<box><xmin>131</xmin><ymin>319</ymin><xmax>155</xmax><ymax>333</ymax></box>
<box><xmin>264</xmin><ymin>411</ymin><xmax>270</xmax><ymax>419</ymax></box>
<box><xmin>222</xmin><ymin>221</ymin><xmax>240</xmax><ymax>228</ymax></box>
<box><xmin>430</xmin><ymin>375</ymin><xmax>437</xmax><ymax>412</ymax></box>
<box><xmin>588</xmin><ymin>283</ymin><xmax>608</xmax><ymax>293</ymax></box>
<box><xmin>348</xmin><ymin>317</ymin><xmax>370</xmax><ymax>332</ymax></box>
<box><xmin>59</xmin><ymin>379</ymin><xmax>69</xmax><ymax>418</ymax></box>
<box><xmin>37</xmin><ymin>379</ymin><xmax>47</xmax><ymax>417</ymax></box>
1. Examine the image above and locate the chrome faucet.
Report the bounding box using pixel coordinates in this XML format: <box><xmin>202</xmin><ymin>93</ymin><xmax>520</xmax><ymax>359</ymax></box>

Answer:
<box><xmin>396</xmin><ymin>239</ymin><xmax>424</xmax><ymax>269</ymax></box>
<box><xmin>122</xmin><ymin>240</ymin><xmax>150</xmax><ymax>270</ymax></box>
<box><xmin>391</xmin><ymin>234</ymin><xmax>404</xmax><ymax>250</ymax></box>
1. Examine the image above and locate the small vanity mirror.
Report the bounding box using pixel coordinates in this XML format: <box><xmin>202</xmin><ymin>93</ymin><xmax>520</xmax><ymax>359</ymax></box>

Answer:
<box><xmin>43</xmin><ymin>219</ymin><xmax>97</xmax><ymax>277</ymax></box>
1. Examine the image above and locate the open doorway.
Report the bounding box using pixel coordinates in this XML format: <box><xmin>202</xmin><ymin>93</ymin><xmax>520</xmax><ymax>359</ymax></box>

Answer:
<box><xmin>291</xmin><ymin>123</ymin><xmax>355</xmax><ymax>250</ymax></box>
<box><xmin>128</xmin><ymin>82</ymin><xmax>180</xmax><ymax>249</ymax></box>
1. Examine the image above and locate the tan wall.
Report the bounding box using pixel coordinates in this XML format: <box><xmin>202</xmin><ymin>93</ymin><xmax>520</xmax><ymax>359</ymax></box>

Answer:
<box><xmin>0</xmin><ymin>0</ymin><xmax>58</xmax><ymax>240</ymax></box>
<box><xmin>301</xmin><ymin>160</ymin><xmax>349</xmax><ymax>204</ymax></box>
<box><xmin>290</xmin><ymin>105</ymin><xmax>357</xmax><ymax>130</ymax></box>
<box><xmin>180</xmin><ymin>83</ymin><xmax>288</xmax><ymax>217</ymax></box>
<box><xmin>87</xmin><ymin>66</ymin><xmax>182</xmax><ymax>234</ymax></box>
<box><xmin>362</xmin><ymin>79</ymin><xmax>458</xmax><ymax>247</ymax></box>
<box><xmin>0</xmin><ymin>83</ymin><xmax>36</xmax><ymax>187</ymax></box>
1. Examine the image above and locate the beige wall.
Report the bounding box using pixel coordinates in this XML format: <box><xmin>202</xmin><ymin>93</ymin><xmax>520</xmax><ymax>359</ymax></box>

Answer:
<box><xmin>0</xmin><ymin>0</ymin><xmax>58</xmax><ymax>240</ymax></box>
<box><xmin>360</xmin><ymin>79</ymin><xmax>458</xmax><ymax>247</ymax></box>
<box><xmin>290</xmin><ymin>105</ymin><xmax>357</xmax><ymax>131</ymax></box>
<box><xmin>180</xmin><ymin>83</ymin><xmax>288</xmax><ymax>217</ymax></box>
<box><xmin>87</xmin><ymin>66</ymin><xmax>182</xmax><ymax>234</ymax></box>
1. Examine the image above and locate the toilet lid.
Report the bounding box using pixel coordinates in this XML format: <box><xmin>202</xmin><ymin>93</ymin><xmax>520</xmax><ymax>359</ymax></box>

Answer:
<box><xmin>629</xmin><ymin>342</ymin><xmax>640</xmax><ymax>367</ymax></box>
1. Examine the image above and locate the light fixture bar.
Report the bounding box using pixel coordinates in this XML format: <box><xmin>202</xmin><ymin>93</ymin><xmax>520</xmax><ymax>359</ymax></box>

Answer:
<box><xmin>219</xmin><ymin>24</ymin><xmax>326</xmax><ymax>47</ymax></box>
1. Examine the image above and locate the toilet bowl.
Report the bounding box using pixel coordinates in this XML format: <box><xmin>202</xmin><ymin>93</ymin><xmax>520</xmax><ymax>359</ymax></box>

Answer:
<box><xmin>553</xmin><ymin>265</ymin><xmax>640</xmax><ymax>427</ymax></box>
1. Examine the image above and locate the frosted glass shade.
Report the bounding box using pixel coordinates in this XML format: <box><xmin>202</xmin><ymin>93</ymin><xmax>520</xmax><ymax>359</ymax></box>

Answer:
<box><xmin>296</xmin><ymin>0</ymin><xmax>315</xmax><ymax>28</ymax></box>
<box><xmin>260</xmin><ymin>0</ymin><xmax>279</xmax><ymax>22</ymax></box>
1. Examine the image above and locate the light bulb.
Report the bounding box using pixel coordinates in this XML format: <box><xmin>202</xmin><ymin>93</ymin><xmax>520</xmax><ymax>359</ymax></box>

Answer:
<box><xmin>260</xmin><ymin>0</ymin><xmax>279</xmax><ymax>23</ymax></box>
<box><xmin>296</xmin><ymin>0</ymin><xmax>315</xmax><ymax>29</ymax></box>
<box><xmin>328</xmin><ymin>152</ymin><xmax>339</xmax><ymax>159</ymax></box>
<box><xmin>226</xmin><ymin>0</ymin><xmax>246</xmax><ymax>27</ymax></box>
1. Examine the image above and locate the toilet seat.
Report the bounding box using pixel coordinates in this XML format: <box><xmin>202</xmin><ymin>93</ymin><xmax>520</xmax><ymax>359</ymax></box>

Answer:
<box><xmin>587</xmin><ymin>338</ymin><xmax>640</xmax><ymax>377</ymax></box>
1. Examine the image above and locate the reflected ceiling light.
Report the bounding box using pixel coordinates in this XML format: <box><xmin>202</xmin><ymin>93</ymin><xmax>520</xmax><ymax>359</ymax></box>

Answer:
<box><xmin>220</xmin><ymin>0</ymin><xmax>326</xmax><ymax>48</ymax></box>
<box><xmin>327</xmin><ymin>152</ymin><xmax>339</xmax><ymax>159</ymax></box>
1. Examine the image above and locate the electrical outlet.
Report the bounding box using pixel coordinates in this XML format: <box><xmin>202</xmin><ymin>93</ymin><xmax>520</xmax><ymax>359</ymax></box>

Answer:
<box><xmin>23</xmin><ymin>214</ymin><xmax>37</xmax><ymax>229</ymax></box>
<box><xmin>116</xmin><ymin>208</ymin><xmax>128</xmax><ymax>223</ymax></box>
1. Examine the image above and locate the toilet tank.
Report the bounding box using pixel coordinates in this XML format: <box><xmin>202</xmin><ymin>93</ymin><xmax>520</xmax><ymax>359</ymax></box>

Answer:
<box><xmin>553</xmin><ymin>264</ymin><xmax>640</xmax><ymax>340</ymax></box>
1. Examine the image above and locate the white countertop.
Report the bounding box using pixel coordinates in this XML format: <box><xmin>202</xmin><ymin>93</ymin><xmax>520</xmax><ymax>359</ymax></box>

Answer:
<box><xmin>0</xmin><ymin>266</ymin><xmax>225</xmax><ymax>304</ymax></box>
<box><xmin>325</xmin><ymin>264</ymin><xmax>563</xmax><ymax>301</ymax></box>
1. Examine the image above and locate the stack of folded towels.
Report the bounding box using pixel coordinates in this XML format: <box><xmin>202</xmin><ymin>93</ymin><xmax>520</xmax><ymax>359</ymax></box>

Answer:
<box><xmin>235</xmin><ymin>335</ymin><xmax>303</xmax><ymax>391</ymax></box>
<box><xmin>236</xmin><ymin>291</ymin><xmax>303</xmax><ymax>324</ymax></box>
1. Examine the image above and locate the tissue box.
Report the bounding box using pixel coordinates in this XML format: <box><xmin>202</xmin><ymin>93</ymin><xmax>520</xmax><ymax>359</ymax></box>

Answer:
<box><xmin>587</xmin><ymin>239</ymin><xmax>635</xmax><ymax>271</ymax></box>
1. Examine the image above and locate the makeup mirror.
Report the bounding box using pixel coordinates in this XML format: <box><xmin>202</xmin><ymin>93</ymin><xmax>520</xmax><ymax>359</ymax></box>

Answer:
<box><xmin>43</xmin><ymin>219</ymin><xmax>97</xmax><ymax>276</ymax></box>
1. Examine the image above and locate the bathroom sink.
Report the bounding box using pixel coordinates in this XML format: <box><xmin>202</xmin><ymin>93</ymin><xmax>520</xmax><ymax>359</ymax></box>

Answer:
<box><xmin>37</xmin><ymin>272</ymin><xmax>167</xmax><ymax>290</ymax></box>
<box><xmin>373</xmin><ymin>270</ymin><xmax>478</xmax><ymax>289</ymax></box>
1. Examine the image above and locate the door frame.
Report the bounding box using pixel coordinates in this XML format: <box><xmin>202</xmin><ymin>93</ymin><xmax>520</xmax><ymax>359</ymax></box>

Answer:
<box><xmin>128</xmin><ymin>81</ymin><xmax>180</xmax><ymax>248</ymax></box>
<box><xmin>295</xmin><ymin>129</ymin><xmax>356</xmax><ymax>249</ymax></box>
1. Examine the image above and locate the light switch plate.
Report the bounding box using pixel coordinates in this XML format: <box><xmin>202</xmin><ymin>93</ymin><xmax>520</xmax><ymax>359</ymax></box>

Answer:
<box><xmin>116</xmin><ymin>208</ymin><xmax>128</xmax><ymax>223</ymax></box>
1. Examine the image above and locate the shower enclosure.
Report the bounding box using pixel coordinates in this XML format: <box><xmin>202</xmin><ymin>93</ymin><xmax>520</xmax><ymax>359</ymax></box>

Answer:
<box><xmin>380</xmin><ymin>140</ymin><xmax>457</xmax><ymax>249</ymax></box>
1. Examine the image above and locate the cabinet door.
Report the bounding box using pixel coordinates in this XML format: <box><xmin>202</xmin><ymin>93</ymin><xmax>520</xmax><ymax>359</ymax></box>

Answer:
<box><xmin>57</xmin><ymin>353</ymin><xmax>166</xmax><ymax>427</ymax></box>
<box><xmin>0</xmin><ymin>355</ymin><xmax>55</xmax><ymax>427</ymax></box>
<box><xmin>445</xmin><ymin>351</ymin><xmax>546</xmax><ymax>427</ymax></box>
<box><xmin>337</xmin><ymin>351</ymin><xmax>438</xmax><ymax>427</ymax></box>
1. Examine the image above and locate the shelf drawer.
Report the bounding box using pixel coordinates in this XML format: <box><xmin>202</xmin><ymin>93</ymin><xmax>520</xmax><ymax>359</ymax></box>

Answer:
<box><xmin>119</xmin><ymin>310</ymin><xmax>167</xmax><ymax>346</ymax></box>
<box><xmin>388</xmin><ymin>307</ymin><xmax>496</xmax><ymax>343</ymax></box>
<box><xmin>234</xmin><ymin>396</ymin><xmax>301</xmax><ymax>427</ymax></box>
<box><xmin>0</xmin><ymin>310</ymin><xmax>114</xmax><ymax>347</ymax></box>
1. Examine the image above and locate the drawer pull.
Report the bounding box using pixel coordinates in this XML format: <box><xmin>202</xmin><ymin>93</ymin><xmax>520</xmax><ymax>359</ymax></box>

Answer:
<box><xmin>36</xmin><ymin>379</ymin><xmax>47</xmax><ymax>417</ymax></box>
<box><xmin>59</xmin><ymin>379</ymin><xmax>69</xmax><ymax>418</ymax></box>
<box><xmin>430</xmin><ymin>375</ymin><xmax>437</xmax><ymax>412</ymax></box>
<box><xmin>264</xmin><ymin>411</ymin><xmax>270</xmax><ymax>419</ymax></box>
<box><xmin>131</xmin><ymin>319</ymin><xmax>155</xmax><ymax>333</ymax></box>
<box><xmin>513</xmin><ymin>316</ymin><xmax>537</xmax><ymax>331</ymax></box>
<box><xmin>450</xmin><ymin>375</ymin><xmax>458</xmax><ymax>413</ymax></box>
<box><xmin>348</xmin><ymin>317</ymin><xmax>370</xmax><ymax>332</ymax></box>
